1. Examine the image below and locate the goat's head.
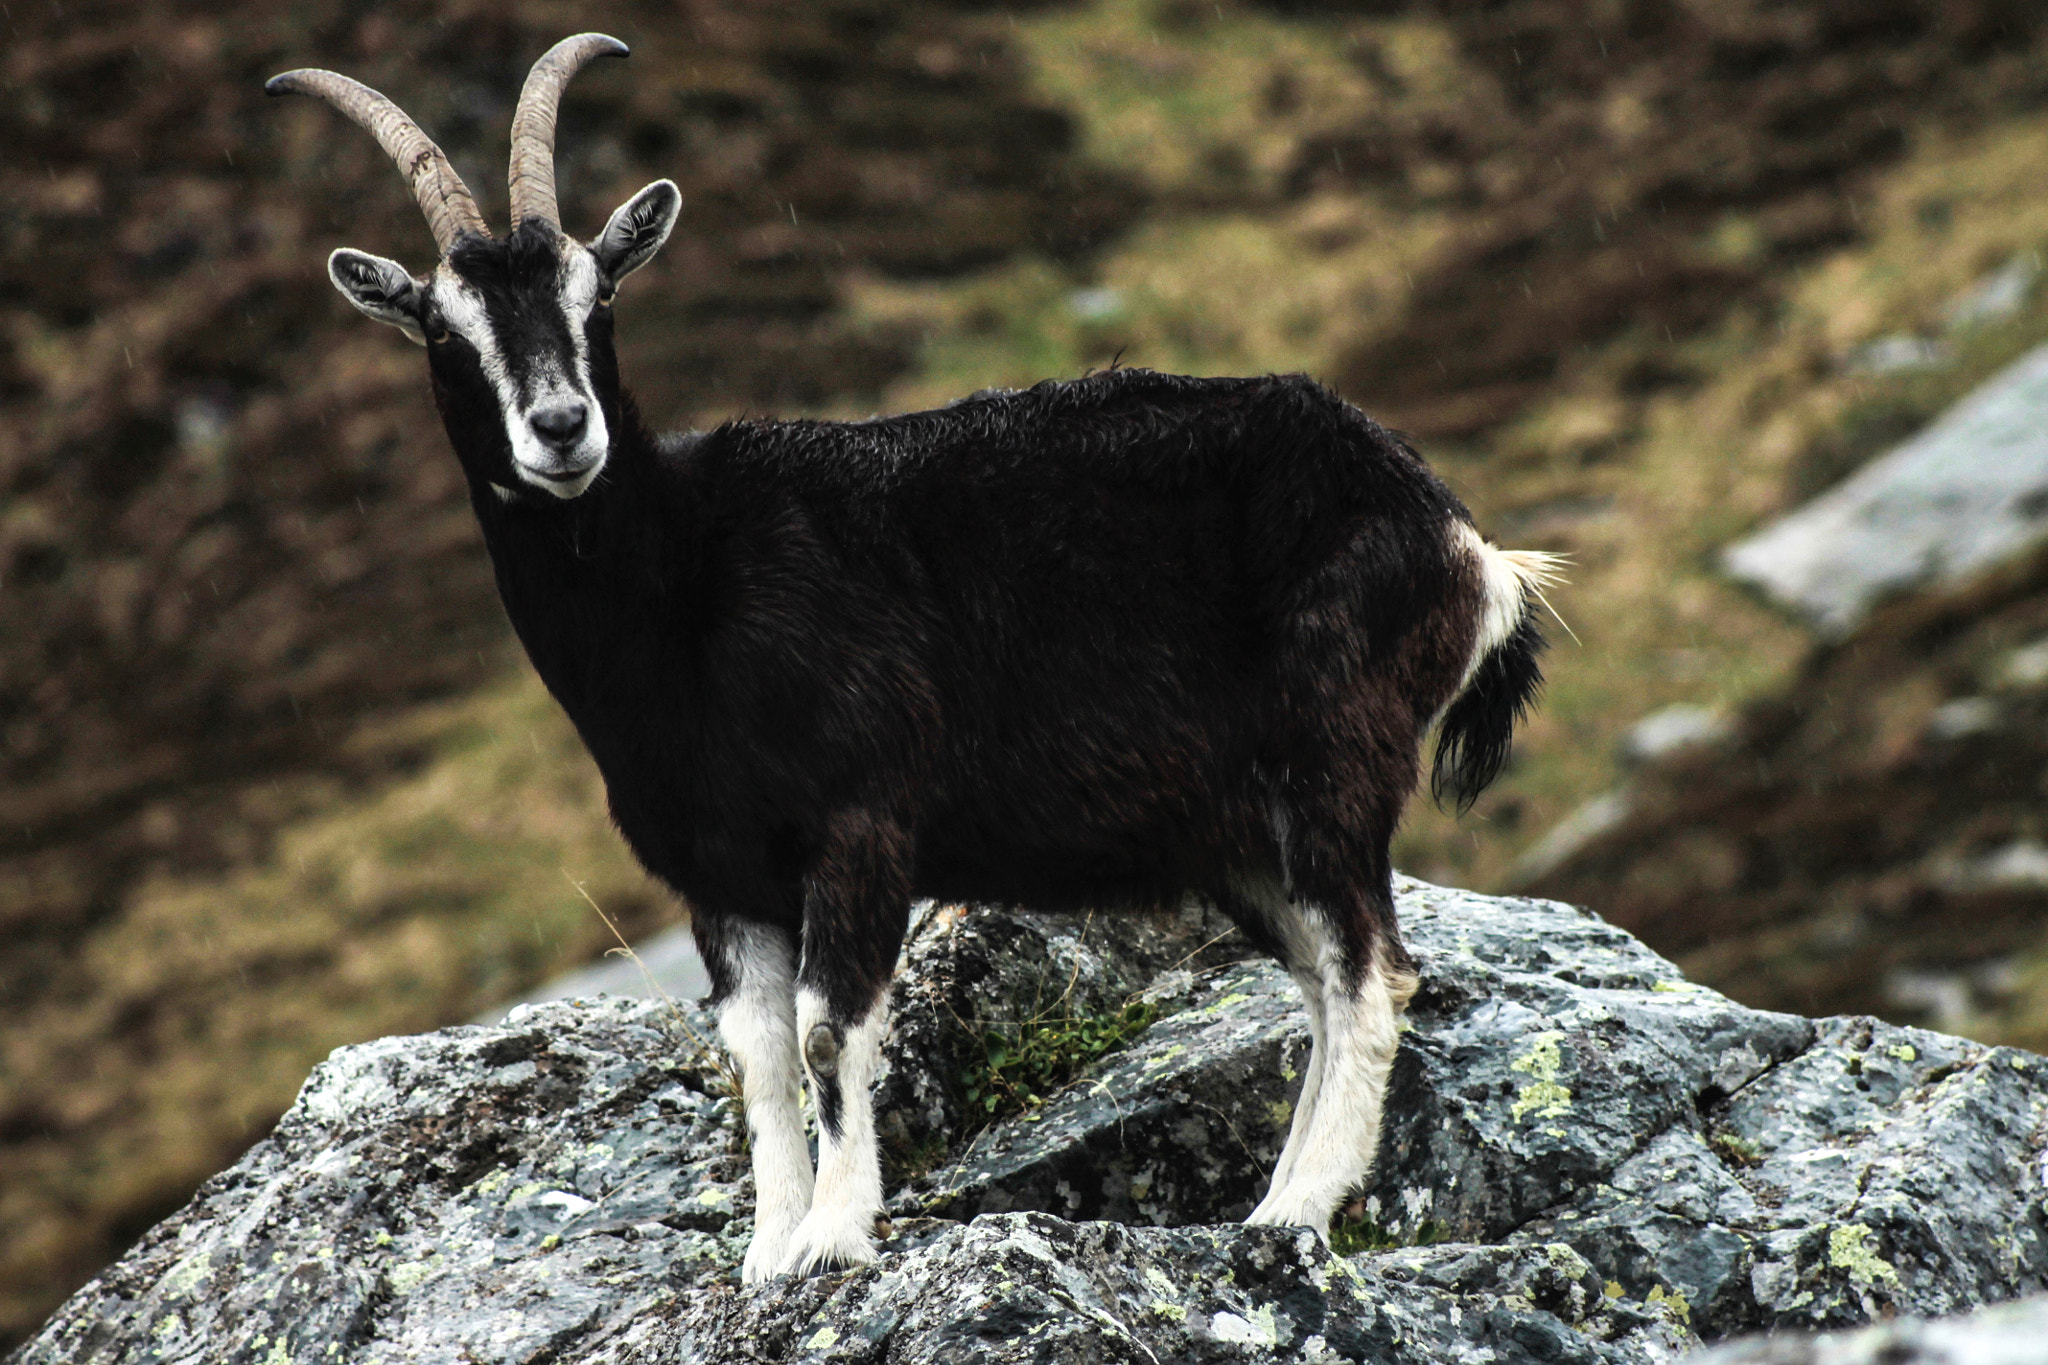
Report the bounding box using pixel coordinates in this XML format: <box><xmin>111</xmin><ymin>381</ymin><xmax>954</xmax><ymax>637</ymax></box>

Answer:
<box><xmin>269</xmin><ymin>35</ymin><xmax>680</xmax><ymax>499</ymax></box>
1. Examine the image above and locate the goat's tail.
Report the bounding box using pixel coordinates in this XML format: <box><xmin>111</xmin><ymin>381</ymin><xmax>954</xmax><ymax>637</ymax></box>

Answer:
<box><xmin>1431</xmin><ymin>532</ymin><xmax>1563</xmax><ymax>811</ymax></box>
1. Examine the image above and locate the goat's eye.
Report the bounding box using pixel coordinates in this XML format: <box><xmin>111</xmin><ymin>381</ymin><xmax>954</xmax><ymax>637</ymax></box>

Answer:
<box><xmin>428</xmin><ymin>324</ymin><xmax>453</xmax><ymax>344</ymax></box>
<box><xmin>595</xmin><ymin>286</ymin><xmax>616</xmax><ymax>308</ymax></box>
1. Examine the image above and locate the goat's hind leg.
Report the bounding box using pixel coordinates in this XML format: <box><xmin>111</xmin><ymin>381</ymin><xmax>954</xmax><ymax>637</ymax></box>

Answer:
<box><xmin>1224</xmin><ymin>875</ymin><xmax>1331</xmax><ymax>1202</ymax></box>
<box><xmin>1241</xmin><ymin>850</ymin><xmax>1418</xmax><ymax>1232</ymax></box>
<box><xmin>1269</xmin><ymin>970</ymin><xmax>1330</xmax><ymax>1196</ymax></box>
<box><xmin>699</xmin><ymin>915</ymin><xmax>813</xmax><ymax>1284</ymax></box>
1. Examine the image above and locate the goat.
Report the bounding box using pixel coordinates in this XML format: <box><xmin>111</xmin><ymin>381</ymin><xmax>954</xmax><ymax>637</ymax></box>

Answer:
<box><xmin>270</xmin><ymin>35</ymin><xmax>1554</xmax><ymax>1282</ymax></box>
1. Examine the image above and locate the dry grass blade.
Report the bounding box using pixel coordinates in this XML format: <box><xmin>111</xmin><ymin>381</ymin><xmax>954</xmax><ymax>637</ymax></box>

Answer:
<box><xmin>563</xmin><ymin>871</ymin><xmax>742</xmax><ymax>1104</ymax></box>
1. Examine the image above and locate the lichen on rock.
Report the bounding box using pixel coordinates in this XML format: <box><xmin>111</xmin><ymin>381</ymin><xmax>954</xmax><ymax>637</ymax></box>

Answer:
<box><xmin>12</xmin><ymin>879</ymin><xmax>2048</xmax><ymax>1363</ymax></box>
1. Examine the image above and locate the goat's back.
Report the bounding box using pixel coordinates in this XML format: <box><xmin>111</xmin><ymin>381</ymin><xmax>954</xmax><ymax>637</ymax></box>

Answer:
<box><xmin>675</xmin><ymin>369</ymin><xmax>1477</xmax><ymax>908</ymax></box>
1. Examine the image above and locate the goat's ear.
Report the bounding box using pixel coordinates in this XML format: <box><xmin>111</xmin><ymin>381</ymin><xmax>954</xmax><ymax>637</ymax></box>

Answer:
<box><xmin>328</xmin><ymin>248</ymin><xmax>428</xmax><ymax>345</ymax></box>
<box><xmin>593</xmin><ymin>180</ymin><xmax>681</xmax><ymax>287</ymax></box>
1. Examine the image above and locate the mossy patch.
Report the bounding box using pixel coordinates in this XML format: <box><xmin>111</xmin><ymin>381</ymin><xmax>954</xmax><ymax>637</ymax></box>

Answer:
<box><xmin>1710</xmin><ymin>1132</ymin><xmax>1764</xmax><ymax>1168</ymax></box>
<box><xmin>1329</xmin><ymin>1214</ymin><xmax>1447</xmax><ymax>1257</ymax></box>
<box><xmin>1645</xmin><ymin>1284</ymin><xmax>1692</xmax><ymax>1323</ymax></box>
<box><xmin>960</xmin><ymin>999</ymin><xmax>1161</xmax><ymax>1124</ymax></box>
<box><xmin>1829</xmin><ymin>1223</ymin><xmax>1902</xmax><ymax>1290</ymax></box>
<box><xmin>1509</xmin><ymin>1031</ymin><xmax>1574</xmax><ymax>1123</ymax></box>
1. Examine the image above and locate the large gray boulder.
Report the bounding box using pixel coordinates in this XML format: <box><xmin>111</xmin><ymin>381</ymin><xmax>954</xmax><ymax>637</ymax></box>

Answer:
<box><xmin>12</xmin><ymin>880</ymin><xmax>2047</xmax><ymax>1363</ymax></box>
<box><xmin>472</xmin><ymin>921</ymin><xmax>714</xmax><ymax>1027</ymax></box>
<box><xmin>1721</xmin><ymin>341</ymin><xmax>2048</xmax><ymax>639</ymax></box>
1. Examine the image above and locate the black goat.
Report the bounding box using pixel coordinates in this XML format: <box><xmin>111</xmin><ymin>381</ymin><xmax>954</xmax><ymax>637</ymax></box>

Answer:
<box><xmin>271</xmin><ymin>35</ymin><xmax>1553</xmax><ymax>1281</ymax></box>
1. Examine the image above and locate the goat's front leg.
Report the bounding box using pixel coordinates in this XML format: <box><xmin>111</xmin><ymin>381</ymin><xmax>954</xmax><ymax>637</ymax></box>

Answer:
<box><xmin>780</xmin><ymin>809</ymin><xmax>913</xmax><ymax>1277</ymax></box>
<box><xmin>699</xmin><ymin>916</ymin><xmax>814</xmax><ymax>1284</ymax></box>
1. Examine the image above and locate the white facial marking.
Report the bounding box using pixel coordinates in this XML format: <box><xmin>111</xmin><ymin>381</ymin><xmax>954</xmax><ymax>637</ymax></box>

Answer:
<box><xmin>714</xmin><ymin>925</ymin><xmax>815</xmax><ymax>1285</ymax></box>
<box><xmin>431</xmin><ymin>251</ymin><xmax>610</xmax><ymax>500</ymax></box>
<box><xmin>781</xmin><ymin>988</ymin><xmax>887</xmax><ymax>1277</ymax></box>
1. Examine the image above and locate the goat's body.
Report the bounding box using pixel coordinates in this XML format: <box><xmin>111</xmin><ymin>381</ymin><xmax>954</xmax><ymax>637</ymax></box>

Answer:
<box><xmin>479</xmin><ymin>367</ymin><xmax>1473</xmax><ymax>940</ymax></box>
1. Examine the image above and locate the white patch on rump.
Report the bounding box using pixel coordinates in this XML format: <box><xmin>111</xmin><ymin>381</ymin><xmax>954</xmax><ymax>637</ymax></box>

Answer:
<box><xmin>1449</xmin><ymin>521</ymin><xmax>1568</xmax><ymax>688</ymax></box>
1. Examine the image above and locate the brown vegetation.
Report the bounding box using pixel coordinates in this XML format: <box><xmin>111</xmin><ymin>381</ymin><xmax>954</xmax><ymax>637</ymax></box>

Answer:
<box><xmin>1305</xmin><ymin>0</ymin><xmax>2048</xmax><ymax>438</ymax></box>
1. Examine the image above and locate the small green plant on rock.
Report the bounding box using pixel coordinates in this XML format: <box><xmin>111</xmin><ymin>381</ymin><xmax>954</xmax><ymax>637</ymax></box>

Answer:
<box><xmin>961</xmin><ymin>999</ymin><xmax>1162</xmax><ymax>1123</ymax></box>
<box><xmin>1328</xmin><ymin>1207</ymin><xmax>1448</xmax><ymax>1256</ymax></box>
<box><xmin>1710</xmin><ymin>1132</ymin><xmax>1764</xmax><ymax>1168</ymax></box>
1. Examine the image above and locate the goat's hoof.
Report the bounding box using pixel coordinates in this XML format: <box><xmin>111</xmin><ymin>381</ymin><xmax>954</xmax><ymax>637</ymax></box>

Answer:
<box><xmin>778</xmin><ymin>1211</ymin><xmax>881</xmax><ymax>1278</ymax></box>
<box><xmin>1244</xmin><ymin>1186</ymin><xmax>1338</xmax><ymax>1237</ymax></box>
<box><xmin>741</xmin><ymin>1221</ymin><xmax>804</xmax><ymax>1285</ymax></box>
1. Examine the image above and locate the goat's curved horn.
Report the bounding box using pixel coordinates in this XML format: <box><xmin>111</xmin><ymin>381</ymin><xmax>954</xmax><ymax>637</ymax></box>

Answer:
<box><xmin>266</xmin><ymin>69</ymin><xmax>488</xmax><ymax>254</ymax></box>
<box><xmin>507</xmin><ymin>33</ymin><xmax>630</xmax><ymax>230</ymax></box>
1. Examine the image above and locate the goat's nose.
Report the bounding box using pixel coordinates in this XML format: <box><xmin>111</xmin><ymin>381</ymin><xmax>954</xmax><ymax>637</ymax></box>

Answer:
<box><xmin>530</xmin><ymin>402</ymin><xmax>589</xmax><ymax>447</ymax></box>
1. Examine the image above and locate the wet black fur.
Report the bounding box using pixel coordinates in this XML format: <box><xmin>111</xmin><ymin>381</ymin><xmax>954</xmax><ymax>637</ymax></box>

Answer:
<box><xmin>419</xmin><ymin>227</ymin><xmax>1544</xmax><ymax>1095</ymax></box>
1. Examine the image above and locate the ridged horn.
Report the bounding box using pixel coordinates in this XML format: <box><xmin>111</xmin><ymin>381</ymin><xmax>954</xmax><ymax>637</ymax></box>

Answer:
<box><xmin>266</xmin><ymin>68</ymin><xmax>489</xmax><ymax>254</ymax></box>
<box><xmin>507</xmin><ymin>33</ymin><xmax>630</xmax><ymax>230</ymax></box>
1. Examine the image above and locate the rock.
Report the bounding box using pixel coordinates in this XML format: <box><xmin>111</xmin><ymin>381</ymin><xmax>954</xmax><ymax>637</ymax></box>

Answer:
<box><xmin>1721</xmin><ymin>341</ymin><xmax>2048</xmax><ymax>639</ymax></box>
<box><xmin>1944</xmin><ymin>257</ymin><xmax>2039</xmax><ymax>334</ymax></box>
<box><xmin>12</xmin><ymin>881</ymin><xmax>2048</xmax><ymax>1363</ymax></box>
<box><xmin>662</xmin><ymin>1218</ymin><xmax>1695</xmax><ymax>1365</ymax></box>
<box><xmin>1691</xmin><ymin>1293</ymin><xmax>2048</xmax><ymax>1364</ymax></box>
<box><xmin>474</xmin><ymin>921</ymin><xmax>714</xmax><ymax>1026</ymax></box>
<box><xmin>1515</xmin><ymin>1014</ymin><xmax>2048</xmax><ymax>1337</ymax></box>
<box><xmin>1842</xmin><ymin>334</ymin><xmax>1950</xmax><ymax>376</ymax></box>
<box><xmin>1620</xmin><ymin>705</ymin><xmax>1735</xmax><ymax>767</ymax></box>
<box><xmin>1510</xmin><ymin>789</ymin><xmax>1633</xmax><ymax>886</ymax></box>
<box><xmin>903</xmin><ymin>957</ymin><xmax>1311</xmax><ymax>1227</ymax></box>
<box><xmin>63</xmin><ymin>1001</ymin><xmax>749</xmax><ymax>1365</ymax></box>
<box><xmin>871</xmin><ymin>896</ymin><xmax>1247</xmax><ymax>1182</ymax></box>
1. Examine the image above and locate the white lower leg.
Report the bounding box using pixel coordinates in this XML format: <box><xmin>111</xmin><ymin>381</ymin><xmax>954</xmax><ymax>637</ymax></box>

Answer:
<box><xmin>715</xmin><ymin>931</ymin><xmax>814</xmax><ymax>1285</ymax></box>
<box><xmin>1246</xmin><ymin>946</ymin><xmax>1410</xmax><ymax>1232</ymax></box>
<box><xmin>780</xmin><ymin>988</ymin><xmax>887</xmax><ymax>1275</ymax></box>
<box><xmin>1260</xmin><ymin>967</ymin><xmax>1328</xmax><ymax>1199</ymax></box>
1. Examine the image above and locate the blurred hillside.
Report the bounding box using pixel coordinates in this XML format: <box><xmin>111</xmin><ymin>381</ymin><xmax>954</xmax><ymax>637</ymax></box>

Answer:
<box><xmin>9</xmin><ymin>0</ymin><xmax>2048</xmax><ymax>1347</ymax></box>
<box><xmin>0</xmin><ymin>0</ymin><xmax>1134</xmax><ymax>1341</ymax></box>
<box><xmin>1530</xmin><ymin>538</ymin><xmax>2048</xmax><ymax>1051</ymax></box>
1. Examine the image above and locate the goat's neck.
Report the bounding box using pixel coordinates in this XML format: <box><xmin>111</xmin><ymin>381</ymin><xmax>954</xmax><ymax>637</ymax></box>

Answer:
<box><xmin>462</xmin><ymin>398</ymin><xmax>685</xmax><ymax>705</ymax></box>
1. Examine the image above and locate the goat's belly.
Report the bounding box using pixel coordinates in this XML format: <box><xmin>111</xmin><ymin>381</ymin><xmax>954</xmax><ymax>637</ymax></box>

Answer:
<box><xmin>912</xmin><ymin>785</ymin><xmax>1268</xmax><ymax>911</ymax></box>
